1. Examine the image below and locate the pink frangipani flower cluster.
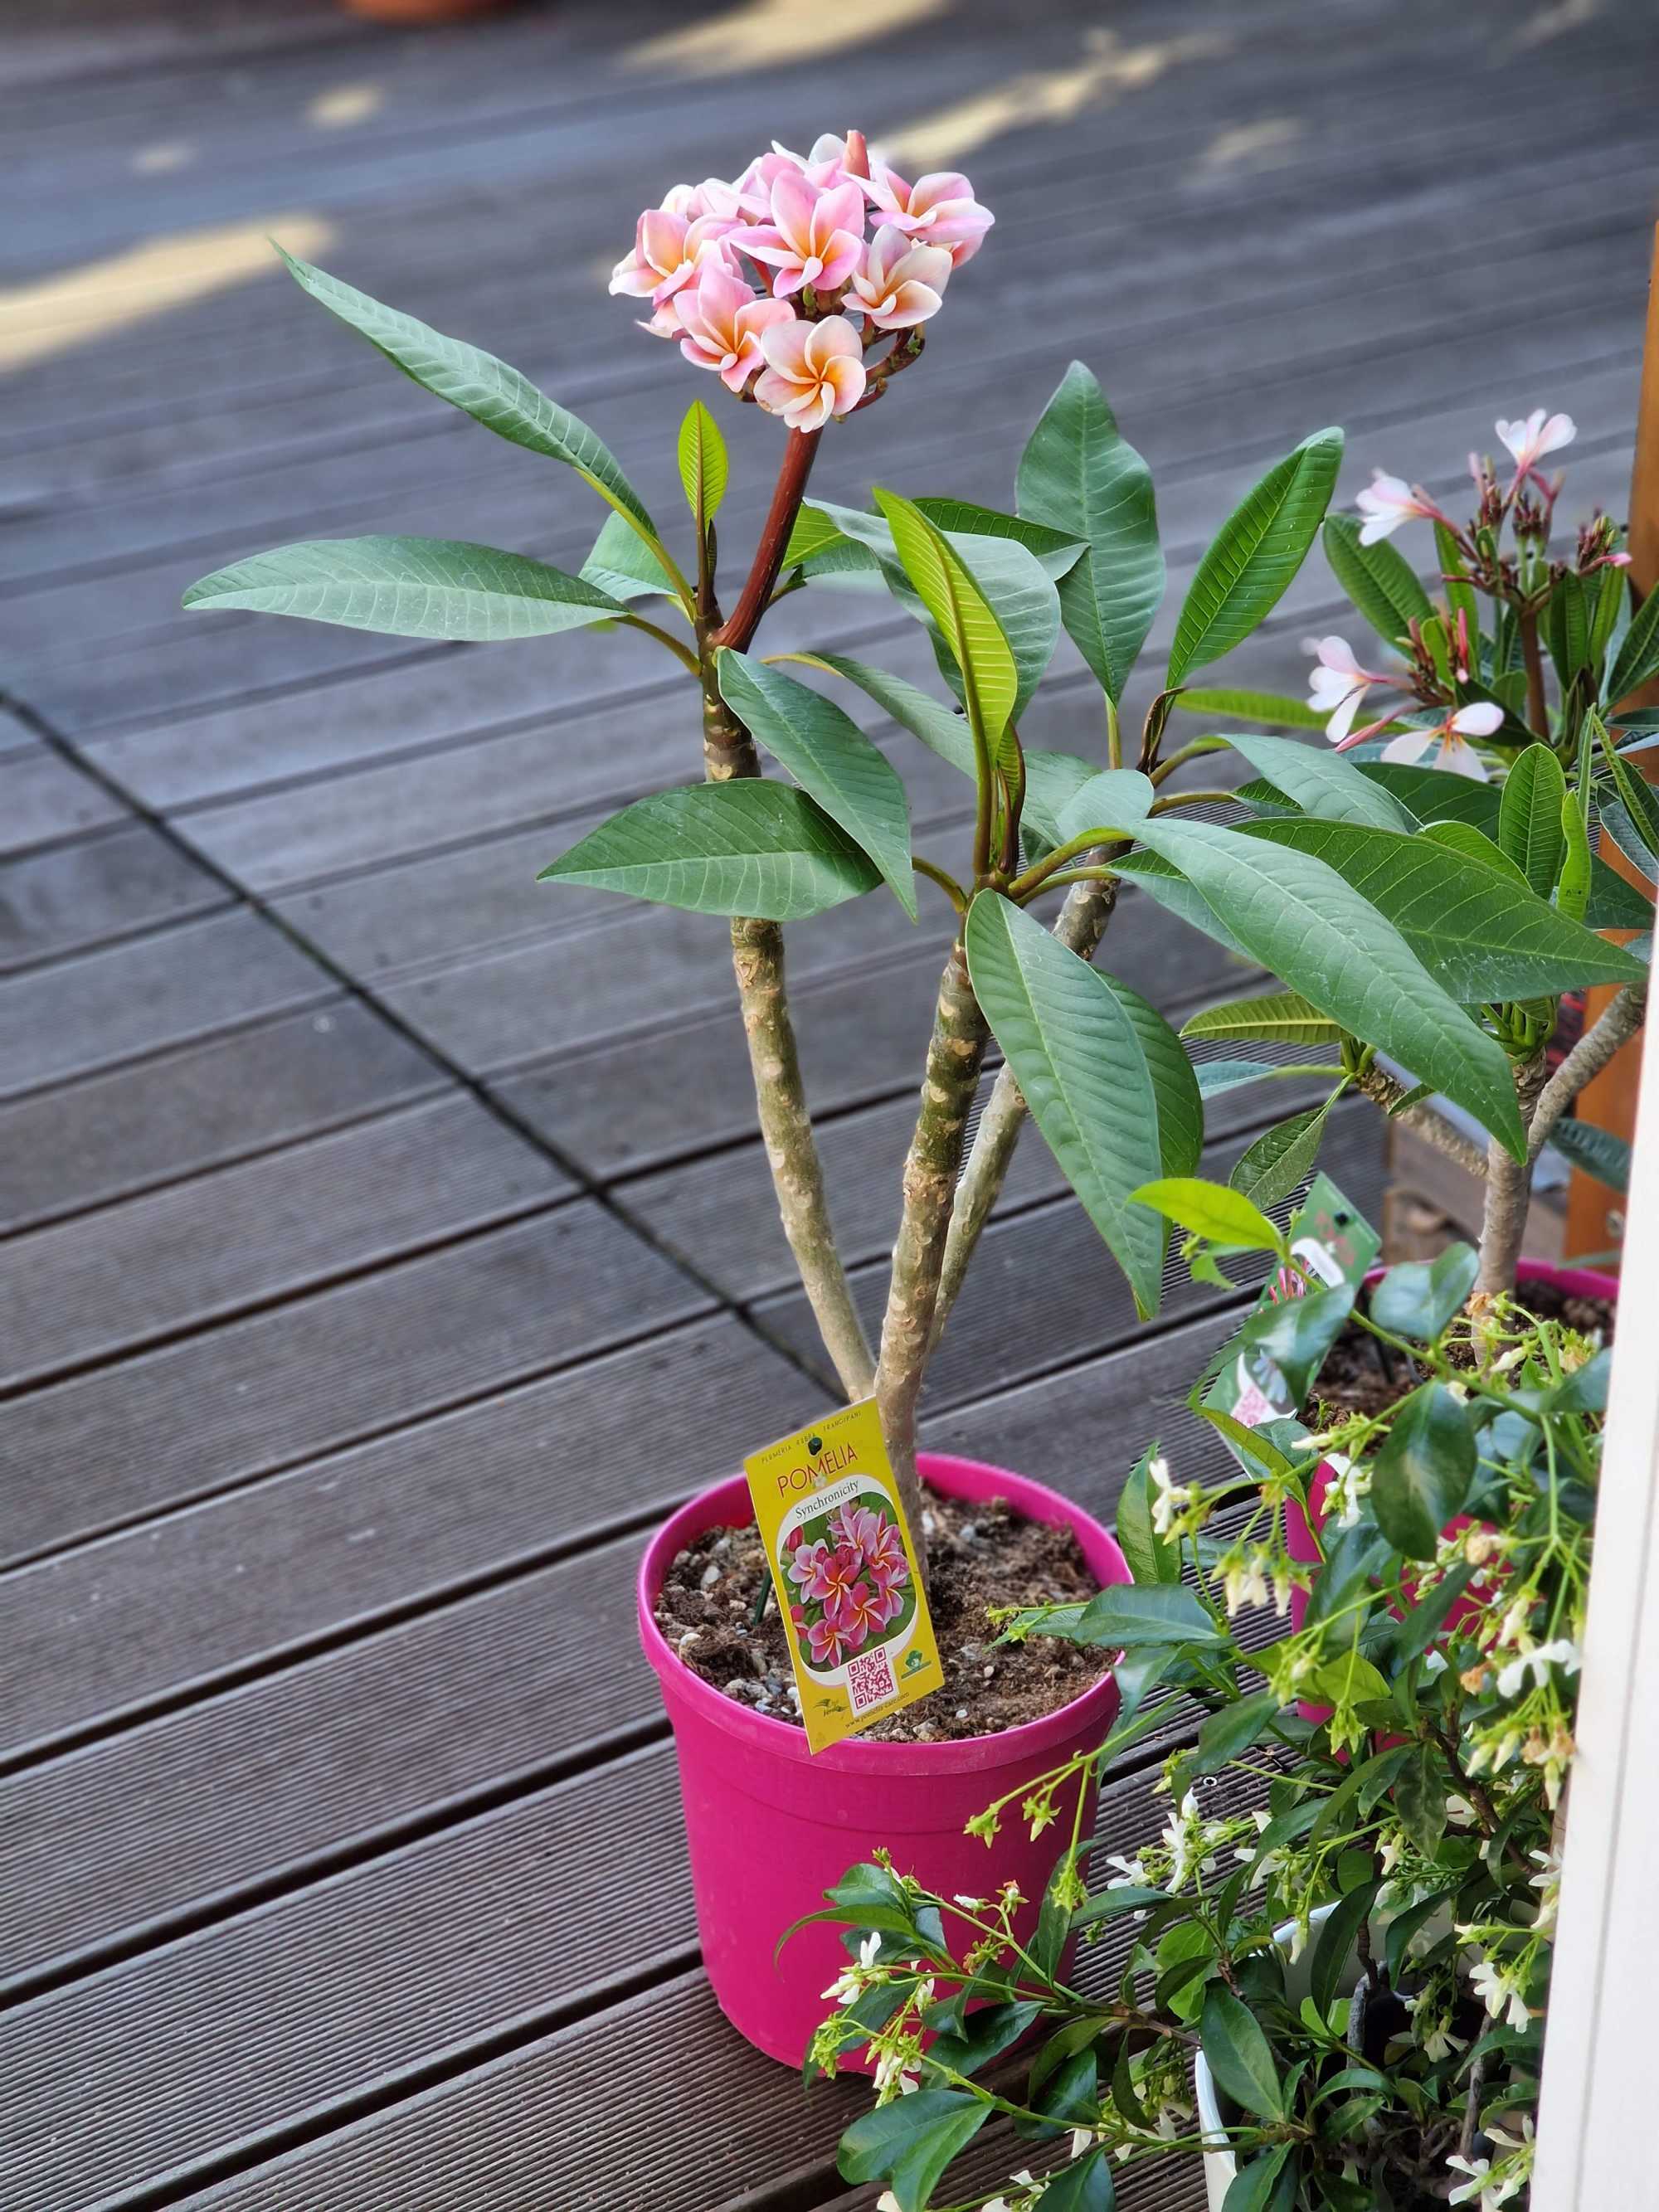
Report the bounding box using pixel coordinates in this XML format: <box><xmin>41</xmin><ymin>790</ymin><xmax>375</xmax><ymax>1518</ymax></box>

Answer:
<box><xmin>610</xmin><ymin>132</ymin><xmax>992</xmax><ymax>431</ymax></box>
<box><xmin>783</xmin><ymin>1495</ymin><xmax>912</xmax><ymax>1670</ymax></box>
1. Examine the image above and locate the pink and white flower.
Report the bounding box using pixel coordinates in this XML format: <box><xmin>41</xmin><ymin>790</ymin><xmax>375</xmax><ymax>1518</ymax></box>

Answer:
<box><xmin>1306</xmin><ymin>634</ymin><xmax>1400</xmax><ymax>743</ymax></box>
<box><xmin>675</xmin><ymin>263</ymin><xmax>794</xmax><ymax>391</ymax></box>
<box><xmin>836</xmin><ymin>1577</ymin><xmax>899</xmax><ymax>1644</ymax></box>
<box><xmin>1355</xmin><ymin>469</ymin><xmax>1451</xmax><ymax>546</ymax></box>
<box><xmin>608</xmin><ymin>201</ymin><xmax>733</xmax><ymax>318</ymax></box>
<box><xmin>753</xmin><ymin>314</ymin><xmax>867</xmax><ymax>430</ymax></box>
<box><xmin>847</xmin><ymin>225</ymin><xmax>951</xmax><ymax>330</ymax></box>
<box><xmin>861</xmin><ymin>163</ymin><xmax>994</xmax><ymax>265</ymax></box>
<box><xmin>785</xmin><ymin>1535</ymin><xmax>834</xmax><ymax>1594</ymax></box>
<box><xmin>1381</xmin><ymin>699</ymin><xmax>1502</xmax><ymax>780</ymax></box>
<box><xmin>744</xmin><ymin>173</ymin><xmax>866</xmax><ymax>299</ymax></box>
<box><xmin>1496</xmin><ymin>407</ymin><xmax>1576</xmax><ymax>490</ymax></box>
<box><xmin>808</xmin><ymin>1604</ymin><xmax>864</xmax><ymax>1666</ymax></box>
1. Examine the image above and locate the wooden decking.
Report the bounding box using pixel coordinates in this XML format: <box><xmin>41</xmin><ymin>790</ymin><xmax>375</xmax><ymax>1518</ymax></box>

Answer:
<box><xmin>0</xmin><ymin>2</ymin><xmax>1652</xmax><ymax>2205</ymax></box>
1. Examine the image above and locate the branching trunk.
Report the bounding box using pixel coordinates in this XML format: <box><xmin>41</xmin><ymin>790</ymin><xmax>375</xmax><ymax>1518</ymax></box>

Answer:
<box><xmin>930</xmin><ymin>877</ymin><xmax>1119</xmax><ymax>1348</ymax></box>
<box><xmin>874</xmin><ymin>942</ymin><xmax>991</xmax><ymax>1565</ymax></box>
<box><xmin>703</xmin><ymin>691</ymin><xmax>876</xmax><ymax>1400</ymax></box>
<box><xmin>1524</xmin><ymin>983</ymin><xmax>1648</xmax><ymax>1166</ymax></box>
<box><xmin>1477</xmin><ymin>1049</ymin><xmax>1549</xmax><ymax>1296</ymax></box>
<box><xmin>1353</xmin><ymin>1062</ymin><xmax>1491</xmax><ymax>1184</ymax></box>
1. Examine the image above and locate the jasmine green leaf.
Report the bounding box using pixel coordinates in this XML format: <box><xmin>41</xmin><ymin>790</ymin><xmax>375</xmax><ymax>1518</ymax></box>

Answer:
<box><xmin>1131</xmin><ymin>817</ymin><xmax>1527</xmax><ymax>1156</ymax></box>
<box><xmin>1117</xmin><ymin>1444</ymin><xmax>1180</xmax><ymax>1586</ymax></box>
<box><xmin>278</xmin><ymin>248</ymin><xmax>656</xmax><ymax>537</ymax></box>
<box><xmin>1370</xmin><ymin>1243</ymin><xmax>1478</xmax><ymax>1341</ymax></box>
<box><xmin>1321</xmin><ymin>512</ymin><xmax>1433</xmax><ymax>643</ymax></box>
<box><xmin>1371</xmin><ymin>1383</ymin><xmax>1477</xmax><ymax>1559</ymax></box>
<box><xmin>838</xmin><ymin>2091</ymin><xmax>988</xmax><ymax>2205</ymax></box>
<box><xmin>1017</xmin><ymin>361</ymin><xmax>1163</xmax><ymax>703</ymax></box>
<box><xmin>1074</xmin><ymin>1582</ymin><xmax>1226</xmax><ymax>1647</ymax></box>
<box><xmin>964</xmin><ymin>893</ymin><xmax>1176</xmax><ymax>1315</ymax></box>
<box><xmin>1229</xmin><ymin>1106</ymin><xmax>1329</xmax><ymax>1210</ymax></box>
<box><xmin>676</xmin><ymin>398</ymin><xmax>727</xmax><ymax>527</ymax></box>
<box><xmin>717</xmin><ymin>651</ymin><xmax>914</xmax><ymax>916</ymax></box>
<box><xmin>1167</xmin><ymin>428</ymin><xmax>1344</xmax><ymax>685</ymax></box>
<box><xmin>182</xmin><ymin>535</ymin><xmax>625</xmax><ymax>639</ymax></box>
<box><xmin>538</xmin><ymin>784</ymin><xmax>880</xmax><ymax>919</ymax></box>
<box><xmin>1201</xmin><ymin>1981</ymin><xmax>1286</xmax><ymax>2120</ymax></box>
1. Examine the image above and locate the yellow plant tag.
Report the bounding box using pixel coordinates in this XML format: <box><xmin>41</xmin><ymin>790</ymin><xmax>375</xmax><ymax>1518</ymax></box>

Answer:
<box><xmin>743</xmin><ymin>1398</ymin><xmax>944</xmax><ymax>1753</ymax></box>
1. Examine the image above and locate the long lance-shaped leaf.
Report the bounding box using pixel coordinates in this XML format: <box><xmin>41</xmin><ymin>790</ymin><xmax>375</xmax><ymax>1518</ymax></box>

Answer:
<box><xmin>580</xmin><ymin>510</ymin><xmax>680</xmax><ymax>601</ymax></box>
<box><xmin>1607</xmin><ymin>573</ymin><xmax>1659</xmax><ymax>703</ymax></box>
<box><xmin>677</xmin><ymin>398</ymin><xmax>728</xmax><ymax>527</ymax></box>
<box><xmin>1321</xmin><ymin>511</ymin><xmax>1433</xmax><ymax>644</ymax></box>
<box><xmin>537</xmin><ymin>783</ymin><xmax>880</xmax><ymax>920</ymax></box>
<box><xmin>1238</xmin><ymin>815</ymin><xmax>1647</xmax><ymax>999</ymax></box>
<box><xmin>1357</xmin><ymin>761</ymin><xmax>1500</xmax><ymax>829</ymax></box>
<box><xmin>965</xmin><ymin>893</ymin><xmax>1176</xmax><ymax>1316</ymax></box>
<box><xmin>1181</xmin><ymin>989</ymin><xmax>1342</xmax><ymax>1046</ymax></box>
<box><xmin>772</xmin><ymin>650</ymin><xmax>975</xmax><ymax>778</ymax></box>
<box><xmin>874</xmin><ymin>489</ymin><xmax>1020</xmax><ymax>775</ymax></box>
<box><xmin>182</xmin><ymin>535</ymin><xmax>626</xmax><ymax>639</ymax></box>
<box><xmin>277</xmin><ymin>248</ymin><xmax>662</xmax><ymax>547</ymax></box>
<box><xmin>1016</xmin><ymin>360</ymin><xmax>1163</xmax><ymax>703</ymax></box>
<box><xmin>716</xmin><ymin>651</ymin><xmax>915</xmax><ymax>916</ymax></box>
<box><xmin>1170</xmin><ymin>686</ymin><xmax>1326</xmax><ymax>731</ymax></box>
<box><xmin>1166</xmin><ymin>428</ymin><xmax>1344</xmax><ymax>686</ymax></box>
<box><xmin>1129</xmin><ymin>816</ymin><xmax>1527</xmax><ymax>1156</ymax></box>
<box><xmin>1222</xmin><ymin>731</ymin><xmax>1418</xmax><ymax>830</ymax></box>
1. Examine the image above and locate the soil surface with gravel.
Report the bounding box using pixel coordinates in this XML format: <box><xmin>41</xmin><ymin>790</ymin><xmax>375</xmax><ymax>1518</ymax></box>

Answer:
<box><xmin>654</xmin><ymin>1484</ymin><xmax>1112</xmax><ymax>1742</ymax></box>
<box><xmin>1311</xmin><ymin>1276</ymin><xmax>1617</xmax><ymax>1420</ymax></box>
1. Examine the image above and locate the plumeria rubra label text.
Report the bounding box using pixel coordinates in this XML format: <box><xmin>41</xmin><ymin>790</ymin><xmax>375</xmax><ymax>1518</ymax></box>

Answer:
<box><xmin>744</xmin><ymin>1399</ymin><xmax>944</xmax><ymax>1752</ymax></box>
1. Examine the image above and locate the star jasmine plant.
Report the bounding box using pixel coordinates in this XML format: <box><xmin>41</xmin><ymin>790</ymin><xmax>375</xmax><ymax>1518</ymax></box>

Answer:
<box><xmin>182</xmin><ymin>129</ymin><xmax>1647</xmax><ymax>1577</ymax></box>
<box><xmin>809</xmin><ymin>1239</ymin><xmax>1606</xmax><ymax>2212</ymax></box>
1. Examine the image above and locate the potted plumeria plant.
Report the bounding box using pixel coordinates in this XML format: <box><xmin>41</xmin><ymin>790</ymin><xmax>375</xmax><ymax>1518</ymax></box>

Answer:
<box><xmin>181</xmin><ymin>127</ymin><xmax>1647</xmax><ymax>2062</ymax></box>
<box><xmin>810</xmin><ymin>1230</ymin><xmax>1605</xmax><ymax>2212</ymax></box>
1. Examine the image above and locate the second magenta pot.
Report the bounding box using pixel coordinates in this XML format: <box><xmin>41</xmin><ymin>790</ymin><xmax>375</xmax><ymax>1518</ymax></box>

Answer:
<box><xmin>638</xmin><ymin>1451</ymin><xmax>1131</xmax><ymax>2066</ymax></box>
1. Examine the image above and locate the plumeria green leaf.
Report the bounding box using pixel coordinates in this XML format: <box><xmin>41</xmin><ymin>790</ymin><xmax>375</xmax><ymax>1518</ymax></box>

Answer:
<box><xmin>182</xmin><ymin>535</ymin><xmax>625</xmax><ymax>640</ymax></box>
<box><xmin>717</xmin><ymin>652</ymin><xmax>914</xmax><ymax>916</ymax></box>
<box><xmin>538</xmin><ymin>784</ymin><xmax>880</xmax><ymax>920</ymax></box>
<box><xmin>1321</xmin><ymin>512</ymin><xmax>1433</xmax><ymax>643</ymax></box>
<box><xmin>1167</xmin><ymin>429</ymin><xmax>1344</xmax><ymax>685</ymax></box>
<box><xmin>1498</xmin><ymin>744</ymin><xmax>1568</xmax><ymax>897</ymax></box>
<box><xmin>676</xmin><ymin>398</ymin><xmax>728</xmax><ymax>527</ymax></box>
<box><xmin>874</xmin><ymin>489</ymin><xmax>1022</xmax><ymax>772</ymax></box>
<box><xmin>1017</xmin><ymin>361</ymin><xmax>1163</xmax><ymax>703</ymax></box>
<box><xmin>1222</xmin><ymin>732</ymin><xmax>1418</xmax><ymax>830</ymax></box>
<box><xmin>581</xmin><ymin>511</ymin><xmax>680</xmax><ymax>601</ymax></box>
<box><xmin>1129</xmin><ymin>1176</ymin><xmax>1282</xmax><ymax>1251</ymax></box>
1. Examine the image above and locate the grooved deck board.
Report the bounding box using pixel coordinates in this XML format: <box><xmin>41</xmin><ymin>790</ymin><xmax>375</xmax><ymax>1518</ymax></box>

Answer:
<box><xmin>2</xmin><ymin>1315</ymin><xmax>817</xmax><ymax>1761</ymax></box>
<box><xmin>0</xmin><ymin>997</ymin><xmax>445</xmax><ymax>1234</ymax></box>
<box><xmin>0</xmin><ymin>747</ymin><xmax>127</xmax><ymax>853</ymax></box>
<box><xmin>0</xmin><ymin>820</ymin><xmax>226</xmax><ymax>971</ymax></box>
<box><xmin>0</xmin><ymin>1094</ymin><xmax>568</xmax><ymax>1390</ymax></box>
<box><xmin>0</xmin><ymin>1203</ymin><xmax>713</xmax><ymax>1566</ymax></box>
<box><xmin>0</xmin><ymin>907</ymin><xmax>334</xmax><ymax>1097</ymax></box>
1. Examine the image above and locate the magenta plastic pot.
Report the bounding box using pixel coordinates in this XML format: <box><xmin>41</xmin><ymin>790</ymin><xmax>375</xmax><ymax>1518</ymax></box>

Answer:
<box><xmin>639</xmin><ymin>1451</ymin><xmax>1131</xmax><ymax>2067</ymax></box>
<box><xmin>1285</xmin><ymin>1257</ymin><xmax>1620</xmax><ymax>1632</ymax></box>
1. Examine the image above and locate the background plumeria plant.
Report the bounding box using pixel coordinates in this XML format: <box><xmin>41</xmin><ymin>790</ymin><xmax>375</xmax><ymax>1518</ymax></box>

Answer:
<box><xmin>808</xmin><ymin>1222</ymin><xmax>1604</xmax><ymax>2212</ymax></box>
<box><xmin>182</xmin><ymin>134</ymin><xmax>1648</xmax><ymax>1579</ymax></box>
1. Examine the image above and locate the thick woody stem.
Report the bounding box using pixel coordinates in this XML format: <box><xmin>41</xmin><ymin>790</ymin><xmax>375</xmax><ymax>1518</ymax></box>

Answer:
<box><xmin>1477</xmin><ymin>1050</ymin><xmax>1550</xmax><ymax>1296</ymax></box>
<box><xmin>875</xmin><ymin>943</ymin><xmax>992</xmax><ymax>1563</ymax></box>
<box><xmin>1524</xmin><ymin>984</ymin><xmax>1647</xmax><ymax>1166</ymax></box>
<box><xmin>703</xmin><ymin>691</ymin><xmax>876</xmax><ymax>1399</ymax></box>
<box><xmin>930</xmin><ymin>878</ymin><xmax>1118</xmax><ymax>1348</ymax></box>
<box><xmin>1353</xmin><ymin>1062</ymin><xmax>1491</xmax><ymax>1183</ymax></box>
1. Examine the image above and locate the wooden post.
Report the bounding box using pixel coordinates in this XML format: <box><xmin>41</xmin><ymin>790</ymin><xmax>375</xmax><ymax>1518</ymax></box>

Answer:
<box><xmin>1564</xmin><ymin>221</ymin><xmax>1659</xmax><ymax>1262</ymax></box>
<box><xmin>1530</xmin><ymin>1002</ymin><xmax>1659</xmax><ymax>2207</ymax></box>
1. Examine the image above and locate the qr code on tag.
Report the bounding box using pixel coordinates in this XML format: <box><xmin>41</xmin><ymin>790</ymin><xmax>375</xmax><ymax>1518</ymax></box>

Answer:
<box><xmin>847</xmin><ymin>1642</ymin><xmax>897</xmax><ymax>1714</ymax></box>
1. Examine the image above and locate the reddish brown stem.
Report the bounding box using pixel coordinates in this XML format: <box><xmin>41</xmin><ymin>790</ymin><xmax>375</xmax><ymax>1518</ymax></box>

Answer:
<box><xmin>709</xmin><ymin>429</ymin><xmax>822</xmax><ymax>654</ymax></box>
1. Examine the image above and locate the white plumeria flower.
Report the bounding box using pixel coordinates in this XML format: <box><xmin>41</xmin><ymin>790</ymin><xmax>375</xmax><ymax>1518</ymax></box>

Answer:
<box><xmin>1496</xmin><ymin>1636</ymin><xmax>1582</xmax><ymax>1700</ymax></box>
<box><xmin>1355</xmin><ymin>468</ymin><xmax>1451</xmax><ymax>544</ymax></box>
<box><xmin>1496</xmin><ymin>407</ymin><xmax>1576</xmax><ymax>489</ymax></box>
<box><xmin>1382</xmin><ymin>699</ymin><xmax>1501</xmax><ymax>780</ymax></box>
<box><xmin>1305</xmin><ymin>633</ymin><xmax>1397</xmax><ymax>741</ymax></box>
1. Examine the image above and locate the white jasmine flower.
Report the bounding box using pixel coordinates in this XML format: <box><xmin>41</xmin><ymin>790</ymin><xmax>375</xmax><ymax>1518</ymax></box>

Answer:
<box><xmin>1148</xmin><ymin>1454</ymin><xmax>1195</xmax><ymax>1537</ymax></box>
<box><xmin>1423</xmin><ymin>1649</ymin><xmax>1449</xmax><ymax>1676</ymax></box>
<box><xmin>821</xmin><ymin>1930</ymin><xmax>883</xmax><ymax>2005</ymax></box>
<box><xmin>1221</xmin><ymin>1548</ymin><xmax>1271</xmax><ymax>1617</ymax></box>
<box><xmin>1069</xmin><ymin>2127</ymin><xmax>1097</xmax><ymax>2160</ymax></box>
<box><xmin>1496</xmin><ymin>1637</ymin><xmax>1581</xmax><ymax>1700</ymax></box>
<box><xmin>1469</xmin><ymin>1957</ymin><xmax>1532</xmax><ymax>2032</ymax></box>
<box><xmin>952</xmin><ymin>1893</ymin><xmax>989</xmax><ymax>1910</ymax></box>
<box><xmin>873</xmin><ymin>2048</ymin><xmax>919</xmax><ymax>2095</ymax></box>
<box><xmin>1447</xmin><ymin>2155</ymin><xmax>1494</xmax><ymax>2206</ymax></box>
<box><xmin>1103</xmin><ymin>1853</ymin><xmax>1148</xmax><ymax>1889</ymax></box>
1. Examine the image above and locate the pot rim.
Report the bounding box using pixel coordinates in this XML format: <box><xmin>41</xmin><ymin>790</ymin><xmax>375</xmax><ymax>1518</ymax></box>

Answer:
<box><xmin>636</xmin><ymin>1450</ymin><xmax>1131</xmax><ymax>1778</ymax></box>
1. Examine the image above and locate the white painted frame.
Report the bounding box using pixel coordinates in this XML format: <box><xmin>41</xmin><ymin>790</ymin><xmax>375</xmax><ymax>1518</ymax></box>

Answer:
<box><xmin>1533</xmin><ymin>1005</ymin><xmax>1659</xmax><ymax>2208</ymax></box>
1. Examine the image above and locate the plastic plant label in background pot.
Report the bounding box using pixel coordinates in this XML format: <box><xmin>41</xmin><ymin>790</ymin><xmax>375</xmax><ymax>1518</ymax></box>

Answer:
<box><xmin>638</xmin><ymin>1453</ymin><xmax>1131</xmax><ymax>2067</ymax></box>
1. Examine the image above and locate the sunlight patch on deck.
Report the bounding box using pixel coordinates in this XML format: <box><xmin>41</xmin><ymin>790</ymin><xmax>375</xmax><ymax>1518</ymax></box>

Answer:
<box><xmin>883</xmin><ymin>27</ymin><xmax>1232</xmax><ymax>170</ymax></box>
<box><xmin>624</xmin><ymin>0</ymin><xmax>949</xmax><ymax>78</ymax></box>
<box><xmin>1197</xmin><ymin>117</ymin><xmax>1305</xmax><ymax>175</ymax></box>
<box><xmin>308</xmin><ymin>83</ymin><xmax>386</xmax><ymax>129</ymax></box>
<box><xmin>0</xmin><ymin>216</ymin><xmax>334</xmax><ymax>374</ymax></box>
